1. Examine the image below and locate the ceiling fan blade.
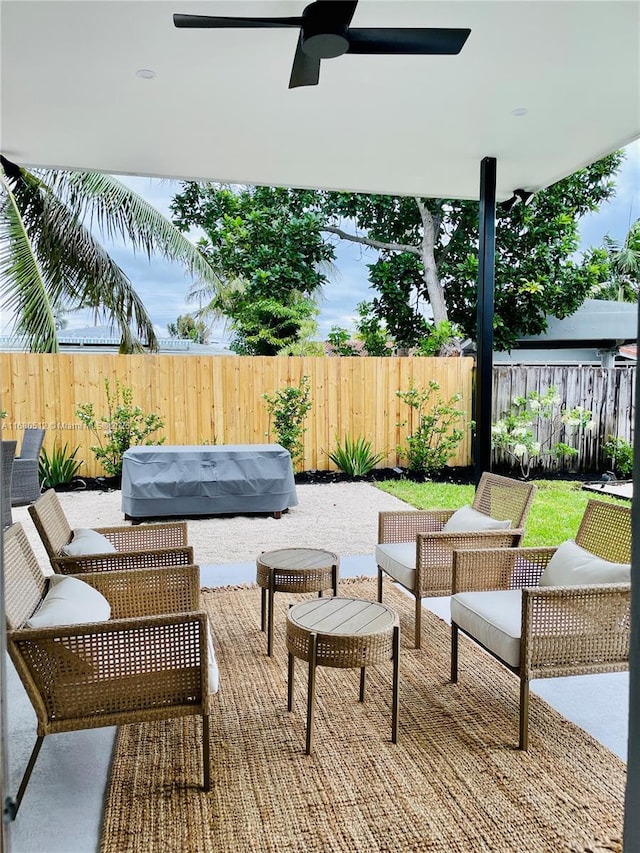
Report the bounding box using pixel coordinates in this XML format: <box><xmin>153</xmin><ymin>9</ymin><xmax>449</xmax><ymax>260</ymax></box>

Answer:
<box><xmin>173</xmin><ymin>14</ymin><xmax>302</xmax><ymax>29</ymax></box>
<box><xmin>346</xmin><ymin>28</ymin><xmax>471</xmax><ymax>55</ymax></box>
<box><xmin>312</xmin><ymin>1</ymin><xmax>359</xmax><ymax>27</ymax></box>
<box><xmin>289</xmin><ymin>31</ymin><xmax>321</xmax><ymax>88</ymax></box>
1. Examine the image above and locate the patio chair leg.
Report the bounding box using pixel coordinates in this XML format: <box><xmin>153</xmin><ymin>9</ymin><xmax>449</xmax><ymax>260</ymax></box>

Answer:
<box><xmin>519</xmin><ymin>678</ymin><xmax>529</xmax><ymax>751</ymax></box>
<box><xmin>13</xmin><ymin>735</ymin><xmax>45</xmax><ymax>817</ymax></box>
<box><xmin>377</xmin><ymin>567</ymin><xmax>383</xmax><ymax>603</ymax></box>
<box><xmin>202</xmin><ymin>714</ymin><xmax>211</xmax><ymax>791</ymax></box>
<box><xmin>450</xmin><ymin>623</ymin><xmax>459</xmax><ymax>683</ymax></box>
<box><xmin>414</xmin><ymin>594</ymin><xmax>422</xmax><ymax>649</ymax></box>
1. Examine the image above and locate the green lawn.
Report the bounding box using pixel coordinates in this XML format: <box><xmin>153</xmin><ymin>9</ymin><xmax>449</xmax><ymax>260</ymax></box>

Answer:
<box><xmin>374</xmin><ymin>478</ymin><xmax>629</xmax><ymax>547</ymax></box>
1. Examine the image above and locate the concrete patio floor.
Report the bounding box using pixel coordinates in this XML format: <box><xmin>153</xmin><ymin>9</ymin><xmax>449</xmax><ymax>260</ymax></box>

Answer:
<box><xmin>6</xmin><ymin>555</ymin><xmax>629</xmax><ymax>853</ymax></box>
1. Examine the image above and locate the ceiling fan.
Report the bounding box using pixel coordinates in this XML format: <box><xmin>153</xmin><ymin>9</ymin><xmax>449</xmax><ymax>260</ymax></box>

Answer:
<box><xmin>173</xmin><ymin>1</ymin><xmax>470</xmax><ymax>89</ymax></box>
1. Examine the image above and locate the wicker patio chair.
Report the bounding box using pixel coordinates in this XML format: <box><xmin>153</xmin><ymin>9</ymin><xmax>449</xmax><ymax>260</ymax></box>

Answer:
<box><xmin>450</xmin><ymin>498</ymin><xmax>632</xmax><ymax>750</ymax></box>
<box><xmin>2</xmin><ymin>439</ymin><xmax>17</xmax><ymax>528</ymax></box>
<box><xmin>11</xmin><ymin>428</ymin><xmax>45</xmax><ymax>506</ymax></box>
<box><xmin>4</xmin><ymin>521</ymin><xmax>215</xmax><ymax>817</ymax></box>
<box><xmin>376</xmin><ymin>472</ymin><xmax>536</xmax><ymax>647</ymax></box>
<box><xmin>28</xmin><ymin>488</ymin><xmax>194</xmax><ymax>574</ymax></box>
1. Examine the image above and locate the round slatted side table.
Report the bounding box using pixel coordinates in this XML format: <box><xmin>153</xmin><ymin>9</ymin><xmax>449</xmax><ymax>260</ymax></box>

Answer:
<box><xmin>256</xmin><ymin>547</ymin><xmax>339</xmax><ymax>657</ymax></box>
<box><xmin>286</xmin><ymin>597</ymin><xmax>400</xmax><ymax>755</ymax></box>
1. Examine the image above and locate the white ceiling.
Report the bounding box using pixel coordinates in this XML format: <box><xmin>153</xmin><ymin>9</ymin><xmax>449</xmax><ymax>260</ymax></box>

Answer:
<box><xmin>1</xmin><ymin>0</ymin><xmax>639</xmax><ymax>201</ymax></box>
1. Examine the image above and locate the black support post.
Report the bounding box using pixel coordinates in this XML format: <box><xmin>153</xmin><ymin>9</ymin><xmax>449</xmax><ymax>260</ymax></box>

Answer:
<box><xmin>474</xmin><ymin>156</ymin><xmax>497</xmax><ymax>486</ymax></box>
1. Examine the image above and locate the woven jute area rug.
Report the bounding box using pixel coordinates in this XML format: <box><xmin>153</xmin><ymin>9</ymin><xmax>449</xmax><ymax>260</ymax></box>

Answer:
<box><xmin>100</xmin><ymin>577</ymin><xmax>625</xmax><ymax>853</ymax></box>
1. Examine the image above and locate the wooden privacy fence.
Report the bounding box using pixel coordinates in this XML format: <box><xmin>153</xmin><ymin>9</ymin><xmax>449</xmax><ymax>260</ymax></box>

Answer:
<box><xmin>0</xmin><ymin>354</ymin><xmax>474</xmax><ymax>477</ymax></box>
<box><xmin>492</xmin><ymin>364</ymin><xmax>636</xmax><ymax>473</ymax></box>
<box><xmin>1</xmin><ymin>355</ymin><xmax>634</xmax><ymax>477</ymax></box>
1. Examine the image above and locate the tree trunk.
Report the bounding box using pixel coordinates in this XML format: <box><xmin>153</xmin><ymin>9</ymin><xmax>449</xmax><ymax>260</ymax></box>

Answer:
<box><xmin>415</xmin><ymin>199</ymin><xmax>448</xmax><ymax>324</ymax></box>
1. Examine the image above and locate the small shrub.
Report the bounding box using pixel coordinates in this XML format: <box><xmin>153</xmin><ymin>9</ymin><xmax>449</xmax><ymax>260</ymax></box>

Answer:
<box><xmin>76</xmin><ymin>378</ymin><xmax>165</xmax><ymax>477</ymax></box>
<box><xmin>396</xmin><ymin>381</ymin><xmax>469</xmax><ymax>476</ymax></box>
<box><xmin>328</xmin><ymin>435</ymin><xmax>385</xmax><ymax>477</ymax></box>
<box><xmin>39</xmin><ymin>441</ymin><xmax>82</xmax><ymax>488</ymax></box>
<box><xmin>263</xmin><ymin>376</ymin><xmax>312</xmax><ymax>471</ymax></box>
<box><xmin>491</xmin><ymin>387</ymin><xmax>595</xmax><ymax>479</ymax></box>
<box><xmin>602</xmin><ymin>435</ymin><xmax>634</xmax><ymax>477</ymax></box>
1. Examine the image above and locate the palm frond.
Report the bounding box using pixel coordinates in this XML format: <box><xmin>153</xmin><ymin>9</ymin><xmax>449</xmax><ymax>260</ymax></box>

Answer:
<box><xmin>0</xmin><ymin>169</ymin><xmax>59</xmax><ymax>352</ymax></box>
<box><xmin>1</xmin><ymin>160</ymin><xmax>158</xmax><ymax>352</ymax></box>
<box><xmin>45</xmin><ymin>171</ymin><xmax>222</xmax><ymax>288</ymax></box>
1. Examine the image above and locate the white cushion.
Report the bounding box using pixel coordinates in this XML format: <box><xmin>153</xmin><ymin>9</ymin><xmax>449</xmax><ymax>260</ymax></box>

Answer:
<box><xmin>26</xmin><ymin>575</ymin><xmax>111</xmax><ymax>628</ymax></box>
<box><xmin>539</xmin><ymin>539</ymin><xmax>630</xmax><ymax>587</ymax></box>
<box><xmin>442</xmin><ymin>504</ymin><xmax>511</xmax><ymax>532</ymax></box>
<box><xmin>62</xmin><ymin>528</ymin><xmax>117</xmax><ymax>556</ymax></box>
<box><xmin>451</xmin><ymin>589</ymin><xmax>522</xmax><ymax>668</ymax></box>
<box><xmin>206</xmin><ymin>619</ymin><xmax>220</xmax><ymax>694</ymax></box>
<box><xmin>375</xmin><ymin>543</ymin><xmax>416</xmax><ymax>590</ymax></box>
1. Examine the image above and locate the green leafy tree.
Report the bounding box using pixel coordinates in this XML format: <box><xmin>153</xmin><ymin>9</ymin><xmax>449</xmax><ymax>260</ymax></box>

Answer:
<box><xmin>327</xmin><ymin>301</ymin><xmax>393</xmax><ymax>356</ymax></box>
<box><xmin>414</xmin><ymin>320</ymin><xmax>462</xmax><ymax>357</ymax></box>
<box><xmin>170</xmin><ymin>184</ymin><xmax>335</xmax><ymax>354</ymax></box>
<box><xmin>171</xmin><ymin>153</ymin><xmax>623</xmax><ymax>353</ymax></box>
<box><xmin>327</xmin><ymin>326</ymin><xmax>359</xmax><ymax>356</ymax></box>
<box><xmin>167</xmin><ymin>313</ymin><xmax>210</xmax><ymax>344</ymax></box>
<box><xmin>0</xmin><ymin>156</ymin><xmax>222</xmax><ymax>353</ymax></box>
<box><xmin>318</xmin><ymin>152</ymin><xmax>623</xmax><ymax>350</ymax></box>
<box><xmin>76</xmin><ymin>378</ymin><xmax>165</xmax><ymax>477</ymax></box>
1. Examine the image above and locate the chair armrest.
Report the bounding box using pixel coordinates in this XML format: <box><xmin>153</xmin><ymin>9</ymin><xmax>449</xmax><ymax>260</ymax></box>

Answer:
<box><xmin>51</xmin><ymin>545</ymin><xmax>194</xmax><ymax>574</ymax></box>
<box><xmin>452</xmin><ymin>546</ymin><xmax>556</xmax><ymax>593</ymax></box>
<box><xmin>12</xmin><ymin>457</ymin><xmax>36</xmax><ymax>468</ymax></box>
<box><xmin>522</xmin><ymin>584</ymin><xmax>630</xmax><ymax>679</ymax></box>
<box><xmin>95</xmin><ymin>521</ymin><xmax>188</xmax><ymax>551</ymax></box>
<box><xmin>378</xmin><ymin>510</ymin><xmax>454</xmax><ymax>543</ymax></box>
<box><xmin>71</xmin><ymin>564</ymin><xmax>201</xmax><ymax>618</ymax></box>
<box><xmin>410</xmin><ymin>529</ymin><xmax>523</xmax><ymax>597</ymax></box>
<box><xmin>8</xmin><ymin>611</ymin><xmax>210</xmax><ymax>729</ymax></box>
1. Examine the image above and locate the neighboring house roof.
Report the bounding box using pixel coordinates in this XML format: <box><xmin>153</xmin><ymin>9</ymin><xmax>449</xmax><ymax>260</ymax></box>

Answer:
<box><xmin>0</xmin><ymin>326</ymin><xmax>236</xmax><ymax>356</ymax></box>
<box><xmin>493</xmin><ymin>300</ymin><xmax>637</xmax><ymax>366</ymax></box>
<box><xmin>514</xmin><ymin>300</ymin><xmax>637</xmax><ymax>349</ymax></box>
<box><xmin>619</xmin><ymin>344</ymin><xmax>637</xmax><ymax>361</ymax></box>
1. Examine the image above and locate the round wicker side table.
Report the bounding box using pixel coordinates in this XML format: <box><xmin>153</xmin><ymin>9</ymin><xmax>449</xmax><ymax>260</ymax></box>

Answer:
<box><xmin>256</xmin><ymin>547</ymin><xmax>339</xmax><ymax>657</ymax></box>
<box><xmin>286</xmin><ymin>597</ymin><xmax>400</xmax><ymax>755</ymax></box>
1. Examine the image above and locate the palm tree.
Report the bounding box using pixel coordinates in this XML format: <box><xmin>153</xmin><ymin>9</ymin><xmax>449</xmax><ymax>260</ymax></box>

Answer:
<box><xmin>0</xmin><ymin>156</ymin><xmax>221</xmax><ymax>353</ymax></box>
<box><xmin>593</xmin><ymin>219</ymin><xmax>640</xmax><ymax>303</ymax></box>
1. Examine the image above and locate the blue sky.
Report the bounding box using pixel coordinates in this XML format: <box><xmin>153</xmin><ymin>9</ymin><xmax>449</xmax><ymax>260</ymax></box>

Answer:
<box><xmin>3</xmin><ymin>140</ymin><xmax>638</xmax><ymax>343</ymax></box>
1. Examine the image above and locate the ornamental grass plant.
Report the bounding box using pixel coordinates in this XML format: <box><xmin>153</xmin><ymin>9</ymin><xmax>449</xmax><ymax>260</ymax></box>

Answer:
<box><xmin>328</xmin><ymin>435</ymin><xmax>385</xmax><ymax>477</ymax></box>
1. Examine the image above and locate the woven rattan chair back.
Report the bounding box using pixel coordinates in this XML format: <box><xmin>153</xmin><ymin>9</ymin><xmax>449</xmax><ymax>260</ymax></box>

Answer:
<box><xmin>575</xmin><ymin>498</ymin><xmax>632</xmax><ymax>564</ymax></box>
<box><xmin>1</xmin><ymin>440</ymin><xmax>16</xmax><ymax>529</ymax></box>
<box><xmin>4</xmin><ymin>523</ymin><xmax>48</xmax><ymax>631</ymax></box>
<box><xmin>18</xmin><ymin>428</ymin><xmax>45</xmax><ymax>461</ymax></box>
<box><xmin>471</xmin><ymin>472</ymin><xmax>536</xmax><ymax>528</ymax></box>
<box><xmin>28</xmin><ymin>488</ymin><xmax>74</xmax><ymax>562</ymax></box>
<box><xmin>11</xmin><ymin>428</ymin><xmax>46</xmax><ymax>506</ymax></box>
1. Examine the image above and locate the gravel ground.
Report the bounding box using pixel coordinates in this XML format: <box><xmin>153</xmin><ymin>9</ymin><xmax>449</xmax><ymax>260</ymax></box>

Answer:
<box><xmin>12</xmin><ymin>482</ymin><xmax>413</xmax><ymax>569</ymax></box>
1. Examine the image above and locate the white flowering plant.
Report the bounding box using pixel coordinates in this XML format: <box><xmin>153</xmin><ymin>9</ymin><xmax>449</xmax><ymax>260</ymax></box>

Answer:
<box><xmin>491</xmin><ymin>386</ymin><xmax>595</xmax><ymax>478</ymax></box>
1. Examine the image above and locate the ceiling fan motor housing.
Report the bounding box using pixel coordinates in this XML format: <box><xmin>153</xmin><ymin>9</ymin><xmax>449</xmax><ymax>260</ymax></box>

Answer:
<box><xmin>301</xmin><ymin>4</ymin><xmax>349</xmax><ymax>59</ymax></box>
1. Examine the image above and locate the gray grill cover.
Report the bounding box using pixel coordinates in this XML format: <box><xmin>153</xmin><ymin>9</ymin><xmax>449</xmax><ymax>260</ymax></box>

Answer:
<box><xmin>121</xmin><ymin>444</ymin><xmax>298</xmax><ymax>519</ymax></box>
